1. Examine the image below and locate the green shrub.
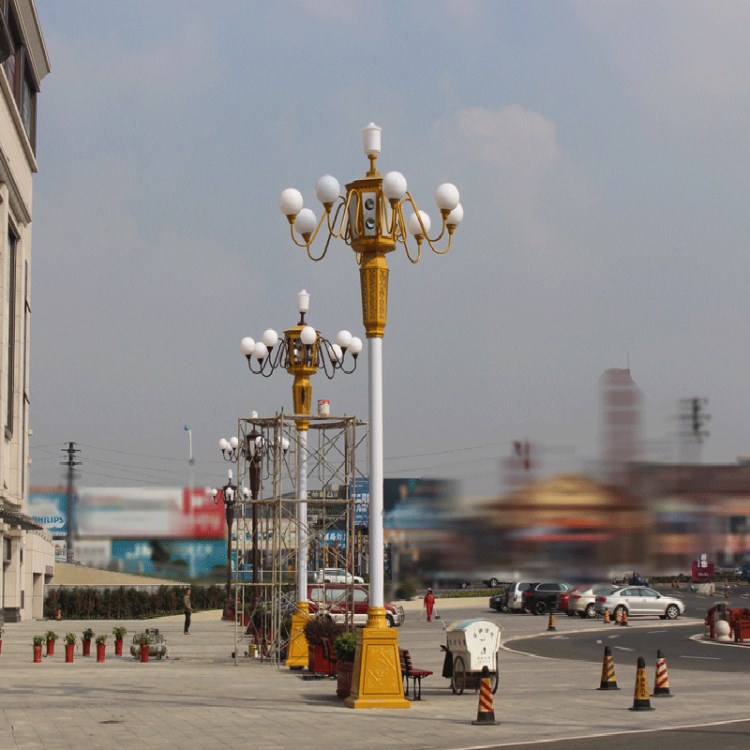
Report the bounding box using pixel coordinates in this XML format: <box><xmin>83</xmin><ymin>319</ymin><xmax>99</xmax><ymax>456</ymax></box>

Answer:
<box><xmin>333</xmin><ymin>632</ymin><xmax>357</xmax><ymax>663</ymax></box>
<box><xmin>44</xmin><ymin>585</ymin><xmax>225</xmax><ymax>620</ymax></box>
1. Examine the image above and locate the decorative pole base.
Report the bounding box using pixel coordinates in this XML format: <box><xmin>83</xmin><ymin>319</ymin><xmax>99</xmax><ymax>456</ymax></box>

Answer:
<box><xmin>344</xmin><ymin>607</ymin><xmax>410</xmax><ymax>710</ymax></box>
<box><xmin>286</xmin><ymin>601</ymin><xmax>310</xmax><ymax>669</ymax></box>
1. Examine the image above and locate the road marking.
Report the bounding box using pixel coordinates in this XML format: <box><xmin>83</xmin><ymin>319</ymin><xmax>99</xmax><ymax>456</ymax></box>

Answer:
<box><xmin>647</xmin><ymin>630</ymin><xmax>667</xmax><ymax>634</ymax></box>
<box><xmin>614</xmin><ymin>646</ymin><xmax>634</xmax><ymax>651</ymax></box>
<box><xmin>680</xmin><ymin>655</ymin><xmax>721</xmax><ymax>661</ymax></box>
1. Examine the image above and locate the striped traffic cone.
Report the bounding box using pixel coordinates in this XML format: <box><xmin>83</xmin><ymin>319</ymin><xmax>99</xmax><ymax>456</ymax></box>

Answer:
<box><xmin>604</xmin><ymin>609</ymin><xmax>610</xmax><ymax>624</ymax></box>
<box><xmin>597</xmin><ymin>646</ymin><xmax>620</xmax><ymax>690</ymax></box>
<box><xmin>653</xmin><ymin>650</ymin><xmax>672</xmax><ymax>697</ymax></box>
<box><xmin>547</xmin><ymin>613</ymin><xmax>557</xmax><ymax>632</ymax></box>
<box><xmin>620</xmin><ymin>609</ymin><xmax>629</xmax><ymax>627</ymax></box>
<box><xmin>629</xmin><ymin>656</ymin><xmax>654</xmax><ymax>711</ymax></box>
<box><xmin>471</xmin><ymin>666</ymin><xmax>498</xmax><ymax>725</ymax></box>
<box><xmin>615</xmin><ymin>609</ymin><xmax>622</xmax><ymax>625</ymax></box>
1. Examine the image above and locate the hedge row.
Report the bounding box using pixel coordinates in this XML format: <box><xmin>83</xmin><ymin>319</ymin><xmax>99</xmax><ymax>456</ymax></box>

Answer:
<box><xmin>44</xmin><ymin>585</ymin><xmax>226</xmax><ymax>620</ymax></box>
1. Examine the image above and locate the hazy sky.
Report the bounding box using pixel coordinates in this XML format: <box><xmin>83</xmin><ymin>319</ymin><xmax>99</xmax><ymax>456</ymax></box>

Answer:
<box><xmin>28</xmin><ymin>1</ymin><xmax>750</xmax><ymax>497</ymax></box>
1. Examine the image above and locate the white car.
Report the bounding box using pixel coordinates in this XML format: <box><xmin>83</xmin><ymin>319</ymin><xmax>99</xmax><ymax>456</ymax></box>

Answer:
<box><xmin>313</xmin><ymin>568</ymin><xmax>364</xmax><ymax>584</ymax></box>
<box><xmin>594</xmin><ymin>586</ymin><xmax>685</xmax><ymax>620</ymax></box>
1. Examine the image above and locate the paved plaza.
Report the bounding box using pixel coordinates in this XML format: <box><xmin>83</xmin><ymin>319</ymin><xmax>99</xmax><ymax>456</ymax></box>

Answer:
<box><xmin>1</xmin><ymin>597</ymin><xmax>748</xmax><ymax>750</ymax></box>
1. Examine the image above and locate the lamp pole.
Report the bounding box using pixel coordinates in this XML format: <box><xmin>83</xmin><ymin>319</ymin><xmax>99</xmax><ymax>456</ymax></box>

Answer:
<box><xmin>279</xmin><ymin>123</ymin><xmax>461</xmax><ymax>708</ymax></box>
<box><xmin>211</xmin><ymin>466</ymin><xmax>248</xmax><ymax>620</ymax></box>
<box><xmin>240</xmin><ymin>290</ymin><xmax>361</xmax><ymax>668</ymax></box>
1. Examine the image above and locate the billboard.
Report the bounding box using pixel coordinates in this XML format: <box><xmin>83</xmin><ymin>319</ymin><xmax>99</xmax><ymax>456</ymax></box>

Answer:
<box><xmin>28</xmin><ymin>491</ymin><xmax>68</xmax><ymax>536</ymax></box>
<box><xmin>37</xmin><ymin>487</ymin><xmax>226</xmax><ymax>539</ymax></box>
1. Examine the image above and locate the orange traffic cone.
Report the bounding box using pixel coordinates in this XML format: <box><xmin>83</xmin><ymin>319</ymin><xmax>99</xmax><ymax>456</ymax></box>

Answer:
<box><xmin>653</xmin><ymin>650</ymin><xmax>672</xmax><ymax>697</ymax></box>
<box><xmin>547</xmin><ymin>613</ymin><xmax>557</xmax><ymax>632</ymax></box>
<box><xmin>629</xmin><ymin>656</ymin><xmax>654</xmax><ymax>711</ymax></box>
<box><xmin>615</xmin><ymin>609</ymin><xmax>622</xmax><ymax>625</ymax></box>
<box><xmin>620</xmin><ymin>609</ymin><xmax>629</xmax><ymax>627</ymax></box>
<box><xmin>471</xmin><ymin>666</ymin><xmax>498</xmax><ymax>725</ymax></box>
<box><xmin>597</xmin><ymin>646</ymin><xmax>620</xmax><ymax>690</ymax></box>
<box><xmin>604</xmin><ymin>609</ymin><xmax>610</xmax><ymax>624</ymax></box>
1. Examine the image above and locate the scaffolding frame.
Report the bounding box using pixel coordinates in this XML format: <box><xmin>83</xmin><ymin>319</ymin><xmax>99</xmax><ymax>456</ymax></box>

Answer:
<box><xmin>231</xmin><ymin>411</ymin><xmax>367</xmax><ymax>666</ymax></box>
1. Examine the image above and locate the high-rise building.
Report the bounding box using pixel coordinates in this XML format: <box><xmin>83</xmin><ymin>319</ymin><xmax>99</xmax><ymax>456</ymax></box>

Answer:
<box><xmin>1</xmin><ymin>0</ymin><xmax>53</xmax><ymax>622</ymax></box>
<box><xmin>599</xmin><ymin>368</ymin><xmax>643</xmax><ymax>482</ymax></box>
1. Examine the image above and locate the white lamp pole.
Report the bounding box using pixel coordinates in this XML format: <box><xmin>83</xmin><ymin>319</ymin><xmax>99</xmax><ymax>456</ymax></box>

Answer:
<box><xmin>279</xmin><ymin>123</ymin><xmax>461</xmax><ymax>708</ymax></box>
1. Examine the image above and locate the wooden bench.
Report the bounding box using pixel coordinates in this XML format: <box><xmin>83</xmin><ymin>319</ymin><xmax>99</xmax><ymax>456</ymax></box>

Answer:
<box><xmin>400</xmin><ymin>648</ymin><xmax>433</xmax><ymax>700</ymax></box>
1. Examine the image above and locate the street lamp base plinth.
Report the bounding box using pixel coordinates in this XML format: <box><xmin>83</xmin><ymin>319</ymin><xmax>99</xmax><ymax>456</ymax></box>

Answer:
<box><xmin>286</xmin><ymin>601</ymin><xmax>310</xmax><ymax>669</ymax></box>
<box><xmin>344</xmin><ymin>607</ymin><xmax>409</xmax><ymax>710</ymax></box>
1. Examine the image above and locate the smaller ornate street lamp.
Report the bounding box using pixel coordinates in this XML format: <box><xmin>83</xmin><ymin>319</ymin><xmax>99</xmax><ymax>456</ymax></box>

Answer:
<box><xmin>240</xmin><ymin>291</ymin><xmax>361</xmax><ymax>669</ymax></box>
<box><xmin>218</xmin><ymin>419</ymin><xmax>290</xmax><ymax>608</ymax></box>
<box><xmin>212</xmin><ymin>468</ymin><xmax>249</xmax><ymax>620</ymax></box>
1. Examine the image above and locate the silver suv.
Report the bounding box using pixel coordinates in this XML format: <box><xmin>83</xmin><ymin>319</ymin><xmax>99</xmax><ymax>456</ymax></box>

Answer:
<box><xmin>491</xmin><ymin>581</ymin><xmax>534</xmax><ymax>612</ymax></box>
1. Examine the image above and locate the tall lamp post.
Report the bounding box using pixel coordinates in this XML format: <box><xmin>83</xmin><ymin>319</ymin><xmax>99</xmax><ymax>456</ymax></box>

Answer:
<box><xmin>218</xmin><ymin>417</ymin><xmax>285</xmax><ymax>621</ymax></box>
<box><xmin>211</xmin><ymin>466</ymin><xmax>249</xmax><ymax>620</ymax></box>
<box><xmin>278</xmin><ymin>123</ymin><xmax>461</xmax><ymax>708</ymax></box>
<box><xmin>240</xmin><ymin>290</ymin><xmax>361</xmax><ymax>668</ymax></box>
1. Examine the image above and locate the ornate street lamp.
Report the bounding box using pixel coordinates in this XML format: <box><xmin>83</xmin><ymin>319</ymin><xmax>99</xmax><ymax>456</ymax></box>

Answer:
<box><xmin>240</xmin><ymin>291</ymin><xmax>360</xmax><ymax>668</ymax></box>
<box><xmin>218</xmin><ymin>416</ymin><xmax>289</xmax><ymax>616</ymax></box>
<box><xmin>279</xmin><ymin>123</ymin><xmax>461</xmax><ymax>708</ymax></box>
<box><xmin>211</xmin><ymin>468</ymin><xmax>249</xmax><ymax>620</ymax></box>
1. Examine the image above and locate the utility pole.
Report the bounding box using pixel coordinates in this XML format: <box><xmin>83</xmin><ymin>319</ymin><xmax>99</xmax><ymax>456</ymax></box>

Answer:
<box><xmin>61</xmin><ymin>442</ymin><xmax>81</xmax><ymax>563</ymax></box>
<box><xmin>678</xmin><ymin>397</ymin><xmax>710</xmax><ymax>463</ymax></box>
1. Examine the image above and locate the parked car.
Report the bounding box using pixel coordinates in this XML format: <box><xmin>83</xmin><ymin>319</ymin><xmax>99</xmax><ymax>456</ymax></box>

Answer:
<box><xmin>522</xmin><ymin>582</ymin><xmax>574</xmax><ymax>615</ymax></box>
<box><xmin>491</xmin><ymin>582</ymin><xmax>535</xmax><ymax>613</ymax></box>
<box><xmin>311</xmin><ymin>568</ymin><xmax>364</xmax><ymax>584</ymax></box>
<box><xmin>307</xmin><ymin>584</ymin><xmax>405</xmax><ymax>627</ymax></box>
<box><xmin>594</xmin><ymin>586</ymin><xmax>685</xmax><ymax>620</ymax></box>
<box><xmin>559</xmin><ymin>584</ymin><xmax>616</xmax><ymax>618</ymax></box>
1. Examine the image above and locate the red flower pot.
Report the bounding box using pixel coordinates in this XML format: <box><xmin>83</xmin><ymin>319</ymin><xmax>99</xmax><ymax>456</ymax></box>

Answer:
<box><xmin>82</xmin><ymin>639</ymin><xmax>92</xmax><ymax>657</ymax></box>
<box><xmin>114</xmin><ymin>639</ymin><xmax>123</xmax><ymax>656</ymax></box>
<box><xmin>308</xmin><ymin>644</ymin><xmax>335</xmax><ymax>676</ymax></box>
<box><xmin>33</xmin><ymin>645</ymin><xmax>42</xmax><ymax>663</ymax></box>
<box><xmin>96</xmin><ymin>643</ymin><xmax>106</xmax><ymax>662</ymax></box>
<box><xmin>140</xmin><ymin>645</ymin><xmax>149</xmax><ymax>663</ymax></box>
<box><xmin>46</xmin><ymin>640</ymin><xmax>55</xmax><ymax>657</ymax></box>
<box><xmin>65</xmin><ymin>644</ymin><xmax>74</xmax><ymax>663</ymax></box>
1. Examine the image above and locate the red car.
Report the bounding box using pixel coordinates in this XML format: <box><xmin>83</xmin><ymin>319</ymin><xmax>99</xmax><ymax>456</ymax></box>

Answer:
<box><xmin>307</xmin><ymin>584</ymin><xmax>405</xmax><ymax>627</ymax></box>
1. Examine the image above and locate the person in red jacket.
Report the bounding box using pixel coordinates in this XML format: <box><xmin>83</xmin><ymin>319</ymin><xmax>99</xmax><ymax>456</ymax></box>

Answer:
<box><xmin>423</xmin><ymin>589</ymin><xmax>436</xmax><ymax>622</ymax></box>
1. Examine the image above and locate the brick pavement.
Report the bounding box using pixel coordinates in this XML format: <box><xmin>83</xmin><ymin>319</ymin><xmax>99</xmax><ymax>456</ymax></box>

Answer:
<box><xmin>1</xmin><ymin>598</ymin><xmax>748</xmax><ymax>750</ymax></box>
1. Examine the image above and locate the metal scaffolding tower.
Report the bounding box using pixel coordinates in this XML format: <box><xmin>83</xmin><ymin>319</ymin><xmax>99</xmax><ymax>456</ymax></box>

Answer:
<box><xmin>231</xmin><ymin>411</ymin><xmax>367</xmax><ymax>665</ymax></box>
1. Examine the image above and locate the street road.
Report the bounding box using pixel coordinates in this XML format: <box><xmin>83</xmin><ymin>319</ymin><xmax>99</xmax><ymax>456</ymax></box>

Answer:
<box><xmin>507</xmin><ymin>621</ymin><xmax>750</xmax><ymax>671</ymax></box>
<box><xmin>491</xmin><ymin>719</ymin><xmax>750</xmax><ymax>750</ymax></box>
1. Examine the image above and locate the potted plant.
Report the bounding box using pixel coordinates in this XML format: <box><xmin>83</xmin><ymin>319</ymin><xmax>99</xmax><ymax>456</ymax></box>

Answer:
<box><xmin>63</xmin><ymin>632</ymin><xmax>77</xmax><ymax>663</ymax></box>
<box><xmin>0</xmin><ymin>625</ymin><xmax>4</xmax><ymax>655</ymax></box>
<box><xmin>81</xmin><ymin>627</ymin><xmax>95</xmax><ymax>657</ymax></box>
<box><xmin>95</xmin><ymin>634</ymin><xmax>107</xmax><ymax>662</ymax></box>
<box><xmin>333</xmin><ymin>632</ymin><xmax>357</xmax><ymax>698</ymax></box>
<box><xmin>44</xmin><ymin>630</ymin><xmax>58</xmax><ymax>657</ymax></box>
<box><xmin>303</xmin><ymin>616</ymin><xmax>343</xmax><ymax>676</ymax></box>
<box><xmin>32</xmin><ymin>634</ymin><xmax>44</xmax><ymax>663</ymax></box>
<box><xmin>112</xmin><ymin>626</ymin><xmax>127</xmax><ymax>656</ymax></box>
<box><xmin>138</xmin><ymin>632</ymin><xmax>151</xmax><ymax>663</ymax></box>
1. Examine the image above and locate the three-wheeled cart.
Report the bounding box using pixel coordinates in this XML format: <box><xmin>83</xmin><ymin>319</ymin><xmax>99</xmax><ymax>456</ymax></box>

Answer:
<box><xmin>442</xmin><ymin>618</ymin><xmax>502</xmax><ymax>694</ymax></box>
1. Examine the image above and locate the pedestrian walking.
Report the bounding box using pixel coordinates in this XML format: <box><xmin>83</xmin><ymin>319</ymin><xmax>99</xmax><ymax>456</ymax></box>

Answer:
<box><xmin>183</xmin><ymin>588</ymin><xmax>193</xmax><ymax>635</ymax></box>
<box><xmin>423</xmin><ymin>588</ymin><xmax>436</xmax><ymax>623</ymax></box>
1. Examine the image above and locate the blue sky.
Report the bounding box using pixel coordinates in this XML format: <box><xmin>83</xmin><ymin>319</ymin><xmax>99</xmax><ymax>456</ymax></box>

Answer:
<box><xmin>28</xmin><ymin>1</ymin><xmax>750</xmax><ymax>496</ymax></box>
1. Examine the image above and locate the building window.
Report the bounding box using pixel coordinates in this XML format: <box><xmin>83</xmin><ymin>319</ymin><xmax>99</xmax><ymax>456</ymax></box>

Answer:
<box><xmin>6</xmin><ymin>227</ymin><xmax>17</xmax><ymax>438</ymax></box>
<box><xmin>1</xmin><ymin>5</ymin><xmax>37</xmax><ymax>149</ymax></box>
